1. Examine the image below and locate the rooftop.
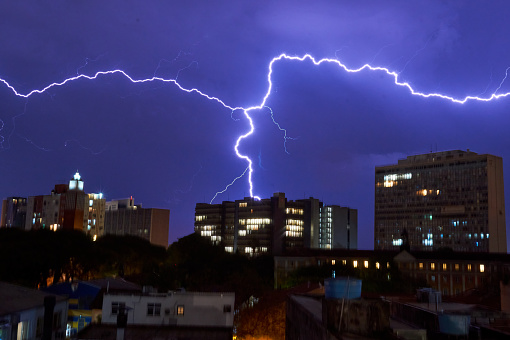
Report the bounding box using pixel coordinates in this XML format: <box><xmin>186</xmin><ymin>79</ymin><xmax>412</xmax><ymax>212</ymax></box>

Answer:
<box><xmin>0</xmin><ymin>282</ymin><xmax>67</xmax><ymax>316</ymax></box>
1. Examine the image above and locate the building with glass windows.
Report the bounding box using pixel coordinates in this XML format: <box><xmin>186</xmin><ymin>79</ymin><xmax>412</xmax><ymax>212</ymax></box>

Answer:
<box><xmin>374</xmin><ymin>150</ymin><xmax>506</xmax><ymax>253</ymax></box>
<box><xmin>0</xmin><ymin>197</ymin><xmax>27</xmax><ymax>228</ymax></box>
<box><xmin>320</xmin><ymin>205</ymin><xmax>357</xmax><ymax>250</ymax></box>
<box><xmin>104</xmin><ymin>197</ymin><xmax>170</xmax><ymax>248</ymax></box>
<box><xmin>24</xmin><ymin>172</ymin><xmax>106</xmax><ymax>238</ymax></box>
<box><xmin>195</xmin><ymin>193</ymin><xmax>357</xmax><ymax>256</ymax></box>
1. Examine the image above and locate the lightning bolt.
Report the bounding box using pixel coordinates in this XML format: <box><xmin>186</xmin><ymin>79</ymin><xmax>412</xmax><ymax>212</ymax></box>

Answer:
<box><xmin>2</xmin><ymin>53</ymin><xmax>510</xmax><ymax>202</ymax></box>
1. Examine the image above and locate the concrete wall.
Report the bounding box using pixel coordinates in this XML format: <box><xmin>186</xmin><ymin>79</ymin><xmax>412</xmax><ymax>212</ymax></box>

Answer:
<box><xmin>324</xmin><ymin>298</ymin><xmax>390</xmax><ymax>337</ymax></box>
<box><xmin>102</xmin><ymin>292</ymin><xmax>234</xmax><ymax>327</ymax></box>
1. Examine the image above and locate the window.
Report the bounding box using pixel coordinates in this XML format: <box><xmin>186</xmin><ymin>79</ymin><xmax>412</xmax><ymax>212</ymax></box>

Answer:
<box><xmin>455</xmin><ymin>264</ymin><xmax>460</xmax><ymax>271</ymax></box>
<box><xmin>376</xmin><ymin>262</ymin><xmax>380</xmax><ymax>269</ymax></box>
<box><xmin>419</xmin><ymin>263</ymin><xmax>423</xmax><ymax>270</ymax></box>
<box><xmin>364</xmin><ymin>261</ymin><xmax>369</xmax><ymax>268</ymax></box>
<box><xmin>479</xmin><ymin>264</ymin><xmax>485</xmax><ymax>273</ymax></box>
<box><xmin>353</xmin><ymin>260</ymin><xmax>358</xmax><ymax>268</ymax></box>
<box><xmin>223</xmin><ymin>304</ymin><xmax>232</xmax><ymax>313</ymax></box>
<box><xmin>430</xmin><ymin>263</ymin><xmax>435</xmax><ymax>270</ymax></box>
<box><xmin>177</xmin><ymin>305</ymin><xmax>184</xmax><ymax>316</ymax></box>
<box><xmin>111</xmin><ymin>302</ymin><xmax>125</xmax><ymax>315</ymax></box>
<box><xmin>442</xmin><ymin>263</ymin><xmax>447</xmax><ymax>271</ymax></box>
<box><xmin>467</xmin><ymin>264</ymin><xmax>472</xmax><ymax>272</ymax></box>
<box><xmin>147</xmin><ymin>303</ymin><xmax>161</xmax><ymax>316</ymax></box>
<box><xmin>331</xmin><ymin>260</ymin><xmax>336</xmax><ymax>265</ymax></box>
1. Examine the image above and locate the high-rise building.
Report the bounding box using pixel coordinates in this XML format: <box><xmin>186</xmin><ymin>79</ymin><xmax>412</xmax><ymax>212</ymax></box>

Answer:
<box><xmin>104</xmin><ymin>197</ymin><xmax>170</xmax><ymax>248</ymax></box>
<box><xmin>0</xmin><ymin>197</ymin><xmax>27</xmax><ymax>228</ymax></box>
<box><xmin>24</xmin><ymin>172</ymin><xmax>105</xmax><ymax>238</ymax></box>
<box><xmin>374</xmin><ymin>150</ymin><xmax>506</xmax><ymax>253</ymax></box>
<box><xmin>195</xmin><ymin>193</ymin><xmax>357</xmax><ymax>256</ymax></box>
<box><xmin>319</xmin><ymin>205</ymin><xmax>358</xmax><ymax>250</ymax></box>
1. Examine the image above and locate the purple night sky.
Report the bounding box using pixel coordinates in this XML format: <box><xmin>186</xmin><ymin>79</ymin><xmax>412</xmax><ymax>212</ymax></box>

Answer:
<box><xmin>1</xmin><ymin>1</ymin><xmax>510</xmax><ymax>249</ymax></box>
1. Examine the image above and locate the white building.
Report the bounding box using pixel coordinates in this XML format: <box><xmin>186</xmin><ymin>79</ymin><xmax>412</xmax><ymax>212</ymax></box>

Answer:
<box><xmin>101</xmin><ymin>291</ymin><xmax>234</xmax><ymax>328</ymax></box>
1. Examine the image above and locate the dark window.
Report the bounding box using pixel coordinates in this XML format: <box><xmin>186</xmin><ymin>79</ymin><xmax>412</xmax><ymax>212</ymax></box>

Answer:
<box><xmin>223</xmin><ymin>304</ymin><xmax>232</xmax><ymax>313</ymax></box>
<box><xmin>111</xmin><ymin>302</ymin><xmax>125</xmax><ymax>315</ymax></box>
<box><xmin>147</xmin><ymin>303</ymin><xmax>161</xmax><ymax>316</ymax></box>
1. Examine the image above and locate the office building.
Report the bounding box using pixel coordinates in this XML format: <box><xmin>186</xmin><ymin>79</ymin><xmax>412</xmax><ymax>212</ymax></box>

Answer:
<box><xmin>195</xmin><ymin>193</ymin><xmax>357</xmax><ymax>256</ymax></box>
<box><xmin>319</xmin><ymin>205</ymin><xmax>357</xmax><ymax>250</ymax></box>
<box><xmin>104</xmin><ymin>197</ymin><xmax>170</xmax><ymax>248</ymax></box>
<box><xmin>374</xmin><ymin>150</ymin><xmax>506</xmax><ymax>252</ymax></box>
<box><xmin>0</xmin><ymin>197</ymin><xmax>27</xmax><ymax>228</ymax></box>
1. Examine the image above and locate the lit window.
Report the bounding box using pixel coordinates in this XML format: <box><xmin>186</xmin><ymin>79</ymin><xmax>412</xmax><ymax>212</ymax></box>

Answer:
<box><xmin>331</xmin><ymin>260</ymin><xmax>336</xmax><ymax>265</ymax></box>
<box><xmin>376</xmin><ymin>262</ymin><xmax>380</xmax><ymax>269</ymax></box>
<box><xmin>455</xmin><ymin>264</ymin><xmax>459</xmax><ymax>271</ymax></box>
<box><xmin>419</xmin><ymin>263</ymin><xmax>423</xmax><ymax>270</ymax></box>
<box><xmin>442</xmin><ymin>263</ymin><xmax>447</xmax><ymax>271</ymax></box>
<box><xmin>364</xmin><ymin>261</ymin><xmax>369</xmax><ymax>268</ymax></box>
<box><xmin>467</xmin><ymin>264</ymin><xmax>472</xmax><ymax>272</ymax></box>
<box><xmin>239</xmin><ymin>202</ymin><xmax>247</xmax><ymax>207</ymax></box>
<box><xmin>177</xmin><ymin>305</ymin><xmax>184</xmax><ymax>316</ymax></box>
<box><xmin>430</xmin><ymin>263</ymin><xmax>435</xmax><ymax>270</ymax></box>
<box><xmin>147</xmin><ymin>303</ymin><xmax>161</xmax><ymax>316</ymax></box>
<box><xmin>342</xmin><ymin>260</ymin><xmax>347</xmax><ymax>265</ymax></box>
<box><xmin>479</xmin><ymin>264</ymin><xmax>485</xmax><ymax>273</ymax></box>
<box><xmin>353</xmin><ymin>260</ymin><xmax>358</xmax><ymax>268</ymax></box>
<box><xmin>387</xmin><ymin>262</ymin><xmax>390</xmax><ymax>269</ymax></box>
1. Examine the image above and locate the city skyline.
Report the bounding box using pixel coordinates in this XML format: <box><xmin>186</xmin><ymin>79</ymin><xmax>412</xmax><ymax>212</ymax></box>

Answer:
<box><xmin>2</xmin><ymin>2</ymin><xmax>510</xmax><ymax>249</ymax></box>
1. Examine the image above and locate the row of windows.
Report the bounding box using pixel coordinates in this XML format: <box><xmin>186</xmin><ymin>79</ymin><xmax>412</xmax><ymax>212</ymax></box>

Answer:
<box><xmin>417</xmin><ymin>262</ymin><xmax>485</xmax><ymax>272</ymax></box>
<box><xmin>112</xmin><ymin>302</ymin><xmax>185</xmax><ymax>316</ymax></box>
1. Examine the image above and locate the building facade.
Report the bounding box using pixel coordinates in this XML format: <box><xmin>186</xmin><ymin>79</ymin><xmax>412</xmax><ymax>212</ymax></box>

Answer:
<box><xmin>195</xmin><ymin>193</ymin><xmax>357</xmax><ymax>256</ymax></box>
<box><xmin>374</xmin><ymin>150</ymin><xmax>506</xmax><ymax>252</ymax></box>
<box><xmin>104</xmin><ymin>197</ymin><xmax>170</xmax><ymax>247</ymax></box>
<box><xmin>0</xmin><ymin>197</ymin><xmax>27</xmax><ymax>228</ymax></box>
<box><xmin>274</xmin><ymin>249</ymin><xmax>510</xmax><ymax>296</ymax></box>
<box><xmin>101</xmin><ymin>291</ymin><xmax>234</xmax><ymax>328</ymax></box>
<box><xmin>24</xmin><ymin>172</ymin><xmax>106</xmax><ymax>239</ymax></box>
<box><xmin>319</xmin><ymin>205</ymin><xmax>357</xmax><ymax>250</ymax></box>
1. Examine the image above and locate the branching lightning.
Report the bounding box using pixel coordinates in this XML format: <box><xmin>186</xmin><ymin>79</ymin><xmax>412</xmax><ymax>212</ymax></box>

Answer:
<box><xmin>2</xmin><ymin>53</ymin><xmax>510</xmax><ymax>202</ymax></box>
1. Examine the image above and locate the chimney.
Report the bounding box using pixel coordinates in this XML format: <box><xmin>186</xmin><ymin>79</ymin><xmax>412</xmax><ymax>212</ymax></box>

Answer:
<box><xmin>42</xmin><ymin>296</ymin><xmax>56</xmax><ymax>340</ymax></box>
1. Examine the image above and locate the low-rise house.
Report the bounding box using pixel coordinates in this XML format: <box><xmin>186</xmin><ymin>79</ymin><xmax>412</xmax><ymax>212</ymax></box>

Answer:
<box><xmin>0</xmin><ymin>282</ymin><xmax>68</xmax><ymax>340</ymax></box>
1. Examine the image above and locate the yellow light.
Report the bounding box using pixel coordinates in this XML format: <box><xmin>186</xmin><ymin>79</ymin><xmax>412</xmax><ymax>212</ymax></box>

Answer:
<box><xmin>364</xmin><ymin>260</ymin><xmax>369</xmax><ymax>268</ymax></box>
<box><xmin>376</xmin><ymin>262</ymin><xmax>380</xmax><ymax>269</ymax></box>
<box><xmin>93</xmin><ymin>235</ymin><xmax>97</xmax><ymax>241</ymax></box>
<box><xmin>353</xmin><ymin>260</ymin><xmax>358</xmax><ymax>268</ymax></box>
<box><xmin>480</xmin><ymin>264</ymin><xmax>485</xmax><ymax>273</ymax></box>
<box><xmin>422</xmin><ymin>189</ymin><xmax>427</xmax><ymax>196</ymax></box>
